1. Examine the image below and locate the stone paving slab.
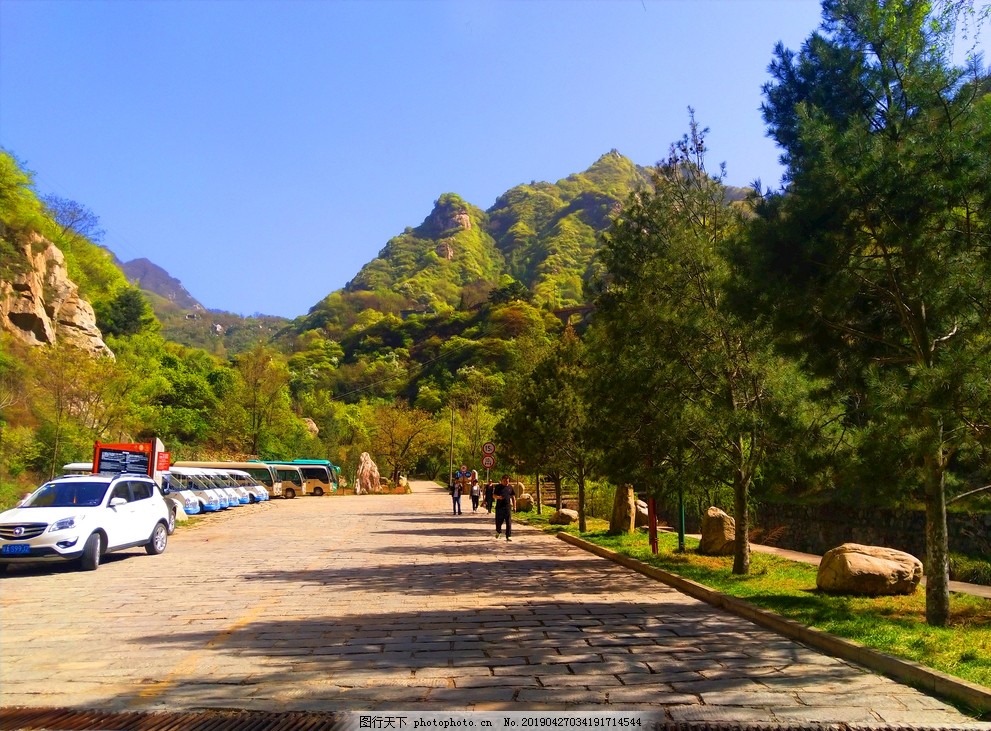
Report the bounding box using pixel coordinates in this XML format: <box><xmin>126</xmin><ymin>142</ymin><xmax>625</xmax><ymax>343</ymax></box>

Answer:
<box><xmin>1</xmin><ymin>481</ymin><xmax>988</xmax><ymax>725</ymax></box>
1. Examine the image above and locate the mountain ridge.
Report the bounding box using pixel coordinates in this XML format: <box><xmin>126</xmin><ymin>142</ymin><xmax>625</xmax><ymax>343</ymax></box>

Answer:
<box><xmin>119</xmin><ymin>257</ymin><xmax>204</xmax><ymax>311</ymax></box>
<box><xmin>115</xmin><ymin>150</ymin><xmax>749</xmax><ymax>348</ymax></box>
<box><xmin>296</xmin><ymin>150</ymin><xmax>655</xmax><ymax>338</ymax></box>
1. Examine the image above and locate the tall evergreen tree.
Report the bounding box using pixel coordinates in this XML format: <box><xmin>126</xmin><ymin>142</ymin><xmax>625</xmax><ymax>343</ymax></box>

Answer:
<box><xmin>497</xmin><ymin>326</ymin><xmax>597</xmax><ymax>529</ymax></box>
<box><xmin>755</xmin><ymin>0</ymin><xmax>991</xmax><ymax>624</ymax></box>
<box><xmin>590</xmin><ymin>115</ymin><xmax>821</xmax><ymax>573</ymax></box>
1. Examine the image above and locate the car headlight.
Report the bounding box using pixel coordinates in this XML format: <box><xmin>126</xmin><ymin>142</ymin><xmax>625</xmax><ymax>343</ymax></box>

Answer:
<box><xmin>50</xmin><ymin>515</ymin><xmax>82</xmax><ymax>532</ymax></box>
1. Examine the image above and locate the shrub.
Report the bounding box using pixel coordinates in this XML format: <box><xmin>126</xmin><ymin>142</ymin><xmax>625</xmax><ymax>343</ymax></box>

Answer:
<box><xmin>949</xmin><ymin>553</ymin><xmax>991</xmax><ymax>586</ymax></box>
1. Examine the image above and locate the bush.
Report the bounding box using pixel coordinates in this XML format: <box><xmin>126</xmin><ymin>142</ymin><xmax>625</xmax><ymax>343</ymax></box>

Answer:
<box><xmin>949</xmin><ymin>553</ymin><xmax>991</xmax><ymax>586</ymax></box>
<box><xmin>586</xmin><ymin>480</ymin><xmax>616</xmax><ymax>520</ymax></box>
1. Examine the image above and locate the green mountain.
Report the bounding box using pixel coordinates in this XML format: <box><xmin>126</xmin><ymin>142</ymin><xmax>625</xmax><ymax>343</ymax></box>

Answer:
<box><xmin>487</xmin><ymin>150</ymin><xmax>648</xmax><ymax>307</ymax></box>
<box><xmin>299</xmin><ymin>151</ymin><xmax>651</xmax><ymax>338</ymax></box>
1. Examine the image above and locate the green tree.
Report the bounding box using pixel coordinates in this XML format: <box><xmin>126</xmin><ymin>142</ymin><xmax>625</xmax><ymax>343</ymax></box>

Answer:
<box><xmin>95</xmin><ymin>287</ymin><xmax>156</xmax><ymax>337</ymax></box>
<box><xmin>370</xmin><ymin>400</ymin><xmax>438</xmax><ymax>484</ymax></box>
<box><xmin>232</xmin><ymin>345</ymin><xmax>292</xmax><ymax>456</ymax></box>
<box><xmin>590</xmin><ymin>114</ymin><xmax>824</xmax><ymax>573</ymax></box>
<box><xmin>502</xmin><ymin>326</ymin><xmax>597</xmax><ymax>530</ymax></box>
<box><xmin>495</xmin><ymin>331</ymin><xmax>564</xmax><ymax>508</ymax></box>
<box><xmin>488</xmin><ymin>279</ymin><xmax>533</xmax><ymax>305</ymax></box>
<box><xmin>448</xmin><ymin>366</ymin><xmax>502</xmax><ymax>473</ymax></box>
<box><xmin>27</xmin><ymin>344</ymin><xmax>101</xmax><ymax>477</ymax></box>
<box><xmin>0</xmin><ymin>151</ymin><xmax>45</xmax><ymax>231</ymax></box>
<box><xmin>0</xmin><ymin>339</ymin><xmax>28</xmax><ymax>492</ymax></box>
<box><xmin>755</xmin><ymin>0</ymin><xmax>991</xmax><ymax>623</ymax></box>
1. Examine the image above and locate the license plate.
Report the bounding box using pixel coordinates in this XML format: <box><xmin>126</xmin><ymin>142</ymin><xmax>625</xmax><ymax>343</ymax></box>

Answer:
<box><xmin>1</xmin><ymin>544</ymin><xmax>31</xmax><ymax>555</ymax></box>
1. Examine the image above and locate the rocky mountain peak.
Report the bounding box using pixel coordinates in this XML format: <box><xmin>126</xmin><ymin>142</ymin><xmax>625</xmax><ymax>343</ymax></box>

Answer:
<box><xmin>418</xmin><ymin>193</ymin><xmax>474</xmax><ymax>238</ymax></box>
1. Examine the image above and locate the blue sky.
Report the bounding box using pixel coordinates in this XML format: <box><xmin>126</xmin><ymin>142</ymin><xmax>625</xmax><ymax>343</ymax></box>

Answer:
<box><xmin>2</xmin><ymin>0</ymin><xmax>965</xmax><ymax>319</ymax></box>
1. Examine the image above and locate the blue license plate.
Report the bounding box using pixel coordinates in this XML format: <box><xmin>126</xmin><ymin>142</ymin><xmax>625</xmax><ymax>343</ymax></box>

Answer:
<box><xmin>1</xmin><ymin>544</ymin><xmax>31</xmax><ymax>555</ymax></box>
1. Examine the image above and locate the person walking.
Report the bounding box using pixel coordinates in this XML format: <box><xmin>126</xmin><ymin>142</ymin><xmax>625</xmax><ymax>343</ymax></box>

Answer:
<box><xmin>469</xmin><ymin>477</ymin><xmax>481</xmax><ymax>512</ymax></box>
<box><xmin>451</xmin><ymin>479</ymin><xmax>463</xmax><ymax>515</ymax></box>
<box><xmin>484</xmin><ymin>481</ymin><xmax>495</xmax><ymax>513</ymax></box>
<box><xmin>453</xmin><ymin>464</ymin><xmax>472</xmax><ymax>490</ymax></box>
<box><xmin>451</xmin><ymin>463</ymin><xmax>473</xmax><ymax>515</ymax></box>
<box><xmin>494</xmin><ymin>474</ymin><xmax>516</xmax><ymax>541</ymax></box>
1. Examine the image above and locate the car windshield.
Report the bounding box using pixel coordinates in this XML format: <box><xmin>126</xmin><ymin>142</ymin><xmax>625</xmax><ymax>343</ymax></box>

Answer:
<box><xmin>22</xmin><ymin>481</ymin><xmax>109</xmax><ymax>508</ymax></box>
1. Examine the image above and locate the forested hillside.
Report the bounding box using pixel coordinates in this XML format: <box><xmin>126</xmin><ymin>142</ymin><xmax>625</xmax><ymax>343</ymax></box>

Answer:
<box><xmin>0</xmin><ymin>147</ymin><xmax>649</xmax><ymax>505</ymax></box>
<box><xmin>297</xmin><ymin>151</ymin><xmax>652</xmax><ymax>338</ymax></box>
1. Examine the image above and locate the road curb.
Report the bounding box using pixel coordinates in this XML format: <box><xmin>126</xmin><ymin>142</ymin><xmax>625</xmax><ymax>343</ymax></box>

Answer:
<box><xmin>556</xmin><ymin>532</ymin><xmax>991</xmax><ymax>718</ymax></box>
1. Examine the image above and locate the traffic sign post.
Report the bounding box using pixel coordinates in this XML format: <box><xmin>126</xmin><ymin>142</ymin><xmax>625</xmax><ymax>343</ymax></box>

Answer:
<box><xmin>481</xmin><ymin>446</ymin><xmax>496</xmax><ymax>481</ymax></box>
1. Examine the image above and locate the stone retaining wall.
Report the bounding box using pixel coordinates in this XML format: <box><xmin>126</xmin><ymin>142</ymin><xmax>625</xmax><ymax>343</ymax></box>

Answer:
<box><xmin>655</xmin><ymin>501</ymin><xmax>990</xmax><ymax>560</ymax></box>
<box><xmin>751</xmin><ymin>503</ymin><xmax>991</xmax><ymax>560</ymax></box>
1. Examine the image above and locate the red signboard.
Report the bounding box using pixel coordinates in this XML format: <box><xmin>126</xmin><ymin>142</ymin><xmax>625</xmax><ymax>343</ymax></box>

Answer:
<box><xmin>156</xmin><ymin>451</ymin><xmax>171</xmax><ymax>472</ymax></box>
<box><xmin>481</xmin><ymin>454</ymin><xmax>496</xmax><ymax>469</ymax></box>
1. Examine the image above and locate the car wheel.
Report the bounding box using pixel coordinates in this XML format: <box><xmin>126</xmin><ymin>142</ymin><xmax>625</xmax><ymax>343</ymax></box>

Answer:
<box><xmin>314</xmin><ymin>487</ymin><xmax>324</xmax><ymax>497</ymax></box>
<box><xmin>80</xmin><ymin>533</ymin><xmax>102</xmax><ymax>571</ymax></box>
<box><xmin>167</xmin><ymin>506</ymin><xmax>177</xmax><ymax>534</ymax></box>
<box><xmin>284</xmin><ymin>487</ymin><xmax>296</xmax><ymax>499</ymax></box>
<box><xmin>146</xmin><ymin>523</ymin><xmax>168</xmax><ymax>555</ymax></box>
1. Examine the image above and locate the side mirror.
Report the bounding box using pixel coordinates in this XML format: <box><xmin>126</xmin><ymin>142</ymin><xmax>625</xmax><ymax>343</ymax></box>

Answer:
<box><xmin>110</xmin><ymin>497</ymin><xmax>127</xmax><ymax>507</ymax></box>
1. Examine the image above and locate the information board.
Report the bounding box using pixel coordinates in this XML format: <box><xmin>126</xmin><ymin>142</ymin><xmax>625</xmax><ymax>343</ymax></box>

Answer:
<box><xmin>93</xmin><ymin>441</ymin><xmax>154</xmax><ymax>477</ymax></box>
<box><xmin>96</xmin><ymin>447</ymin><xmax>150</xmax><ymax>476</ymax></box>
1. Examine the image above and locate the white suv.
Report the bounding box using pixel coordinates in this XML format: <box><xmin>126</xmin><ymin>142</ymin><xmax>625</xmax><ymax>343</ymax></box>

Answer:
<box><xmin>0</xmin><ymin>473</ymin><xmax>170</xmax><ymax>572</ymax></box>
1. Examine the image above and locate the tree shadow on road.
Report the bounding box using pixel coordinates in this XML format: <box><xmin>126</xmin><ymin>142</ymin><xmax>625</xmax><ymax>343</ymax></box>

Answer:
<box><xmin>242</xmin><ymin>556</ymin><xmax>642</xmax><ymax>596</ymax></box>
<box><xmin>111</xmin><ymin>597</ymin><xmax>877</xmax><ymax>713</ymax></box>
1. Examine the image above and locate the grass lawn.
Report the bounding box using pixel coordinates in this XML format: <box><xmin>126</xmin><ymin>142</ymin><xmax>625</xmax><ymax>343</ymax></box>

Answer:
<box><xmin>518</xmin><ymin>511</ymin><xmax>991</xmax><ymax>689</ymax></box>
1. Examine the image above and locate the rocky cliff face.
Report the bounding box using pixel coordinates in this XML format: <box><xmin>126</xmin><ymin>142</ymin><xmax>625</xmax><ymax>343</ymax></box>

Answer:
<box><xmin>0</xmin><ymin>231</ymin><xmax>113</xmax><ymax>357</ymax></box>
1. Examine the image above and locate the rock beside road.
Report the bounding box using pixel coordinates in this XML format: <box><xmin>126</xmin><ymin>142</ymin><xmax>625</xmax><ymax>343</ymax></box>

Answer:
<box><xmin>817</xmin><ymin>543</ymin><xmax>923</xmax><ymax>596</ymax></box>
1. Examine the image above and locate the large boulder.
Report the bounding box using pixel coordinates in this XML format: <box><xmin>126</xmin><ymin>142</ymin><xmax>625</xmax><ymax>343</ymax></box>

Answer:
<box><xmin>549</xmin><ymin>509</ymin><xmax>579</xmax><ymax>525</ymax></box>
<box><xmin>635</xmin><ymin>499</ymin><xmax>649</xmax><ymax>528</ymax></box>
<box><xmin>609</xmin><ymin>484</ymin><xmax>636</xmax><ymax>535</ymax></box>
<box><xmin>354</xmin><ymin>452</ymin><xmax>381</xmax><ymax>494</ymax></box>
<box><xmin>699</xmin><ymin>507</ymin><xmax>736</xmax><ymax>556</ymax></box>
<box><xmin>817</xmin><ymin>543</ymin><xmax>923</xmax><ymax>596</ymax></box>
<box><xmin>516</xmin><ymin>493</ymin><xmax>534</xmax><ymax>512</ymax></box>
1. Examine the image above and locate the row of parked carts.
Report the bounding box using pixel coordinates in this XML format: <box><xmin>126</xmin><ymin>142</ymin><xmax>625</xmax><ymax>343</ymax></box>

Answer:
<box><xmin>162</xmin><ymin>467</ymin><xmax>271</xmax><ymax>515</ymax></box>
<box><xmin>62</xmin><ymin>459</ymin><xmax>341</xmax><ymax>524</ymax></box>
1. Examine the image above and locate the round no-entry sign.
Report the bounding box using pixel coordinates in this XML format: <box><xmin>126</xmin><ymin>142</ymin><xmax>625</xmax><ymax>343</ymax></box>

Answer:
<box><xmin>482</xmin><ymin>442</ymin><xmax>496</xmax><ymax>455</ymax></box>
<box><xmin>482</xmin><ymin>454</ymin><xmax>496</xmax><ymax>469</ymax></box>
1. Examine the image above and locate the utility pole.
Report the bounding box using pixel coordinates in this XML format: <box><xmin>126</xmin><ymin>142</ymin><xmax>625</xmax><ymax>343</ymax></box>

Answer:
<box><xmin>448</xmin><ymin>405</ymin><xmax>455</xmax><ymax>488</ymax></box>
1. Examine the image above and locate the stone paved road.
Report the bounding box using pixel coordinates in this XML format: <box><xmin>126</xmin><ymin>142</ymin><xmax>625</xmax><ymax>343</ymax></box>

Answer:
<box><xmin>0</xmin><ymin>480</ymin><xmax>986</xmax><ymax>724</ymax></box>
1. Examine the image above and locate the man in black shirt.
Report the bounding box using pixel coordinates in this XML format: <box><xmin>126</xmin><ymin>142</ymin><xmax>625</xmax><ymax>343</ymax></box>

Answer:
<box><xmin>484</xmin><ymin>481</ymin><xmax>495</xmax><ymax>512</ymax></box>
<box><xmin>494</xmin><ymin>474</ymin><xmax>516</xmax><ymax>541</ymax></box>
